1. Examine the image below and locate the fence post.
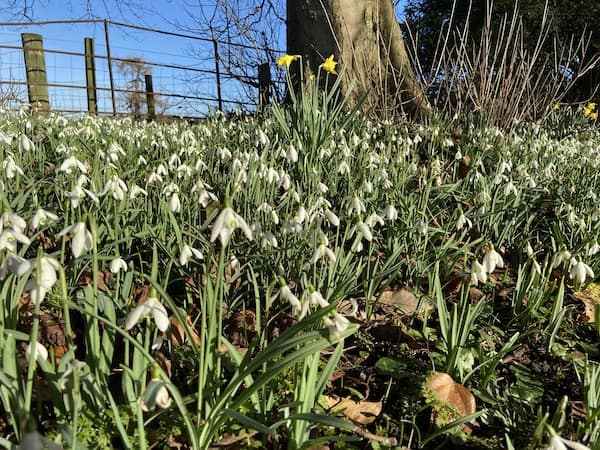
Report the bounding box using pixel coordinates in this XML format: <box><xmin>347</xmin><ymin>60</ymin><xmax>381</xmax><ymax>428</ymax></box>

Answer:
<box><xmin>258</xmin><ymin>63</ymin><xmax>271</xmax><ymax>107</ymax></box>
<box><xmin>104</xmin><ymin>20</ymin><xmax>117</xmax><ymax>116</ymax></box>
<box><xmin>84</xmin><ymin>37</ymin><xmax>98</xmax><ymax>114</ymax></box>
<box><xmin>212</xmin><ymin>39</ymin><xmax>223</xmax><ymax>111</ymax></box>
<box><xmin>21</xmin><ymin>33</ymin><xmax>50</xmax><ymax>112</ymax></box>
<box><xmin>145</xmin><ymin>74</ymin><xmax>155</xmax><ymax>120</ymax></box>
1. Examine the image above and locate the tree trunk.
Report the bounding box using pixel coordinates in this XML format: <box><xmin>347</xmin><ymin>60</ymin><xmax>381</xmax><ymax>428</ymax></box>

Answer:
<box><xmin>287</xmin><ymin>0</ymin><xmax>430</xmax><ymax>118</ymax></box>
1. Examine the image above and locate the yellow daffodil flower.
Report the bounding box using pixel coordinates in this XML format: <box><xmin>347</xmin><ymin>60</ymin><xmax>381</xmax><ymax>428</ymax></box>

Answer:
<box><xmin>320</xmin><ymin>54</ymin><xmax>338</xmax><ymax>74</ymax></box>
<box><xmin>277</xmin><ymin>54</ymin><xmax>298</xmax><ymax>69</ymax></box>
<box><xmin>583</xmin><ymin>102</ymin><xmax>597</xmax><ymax>118</ymax></box>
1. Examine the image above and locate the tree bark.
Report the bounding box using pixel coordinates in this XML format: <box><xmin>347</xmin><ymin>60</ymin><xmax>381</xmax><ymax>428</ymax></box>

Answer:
<box><xmin>287</xmin><ymin>0</ymin><xmax>430</xmax><ymax>118</ymax></box>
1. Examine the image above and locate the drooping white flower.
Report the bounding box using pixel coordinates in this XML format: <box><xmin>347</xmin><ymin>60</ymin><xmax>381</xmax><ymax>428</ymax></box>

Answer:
<box><xmin>482</xmin><ymin>246</ymin><xmax>504</xmax><ymax>274</ymax></box>
<box><xmin>470</xmin><ymin>260</ymin><xmax>488</xmax><ymax>286</ymax></box>
<box><xmin>307</xmin><ymin>288</ymin><xmax>329</xmax><ymax>308</ymax></box>
<box><xmin>384</xmin><ymin>204</ymin><xmax>398</xmax><ymax>221</ymax></box>
<box><xmin>210</xmin><ymin>206</ymin><xmax>253</xmax><ymax>248</ymax></box>
<box><xmin>18</xmin><ymin>134</ymin><xmax>33</xmax><ymax>152</ymax></box>
<box><xmin>280</xmin><ymin>284</ymin><xmax>302</xmax><ymax>315</ymax></box>
<box><xmin>570</xmin><ymin>258</ymin><xmax>594</xmax><ymax>285</ymax></box>
<box><xmin>324</xmin><ymin>313</ymin><xmax>350</xmax><ymax>339</ymax></box>
<box><xmin>311</xmin><ymin>244</ymin><xmax>337</xmax><ymax>264</ymax></box>
<box><xmin>31</xmin><ymin>208</ymin><xmax>59</xmax><ymax>230</ymax></box>
<box><xmin>59</xmin><ymin>156</ymin><xmax>88</xmax><ymax>174</ymax></box>
<box><xmin>456</xmin><ymin>212</ymin><xmax>472</xmax><ymax>231</ymax></box>
<box><xmin>356</xmin><ymin>221</ymin><xmax>373</xmax><ymax>242</ymax></box>
<box><xmin>25</xmin><ymin>341</ymin><xmax>48</xmax><ymax>362</ymax></box>
<box><xmin>163</xmin><ymin>183</ymin><xmax>181</xmax><ymax>213</ymax></box>
<box><xmin>139</xmin><ymin>378</ymin><xmax>172</xmax><ymax>412</ymax></box>
<box><xmin>58</xmin><ymin>222</ymin><xmax>93</xmax><ymax>258</ymax></box>
<box><xmin>179</xmin><ymin>244</ymin><xmax>203</xmax><ymax>266</ymax></box>
<box><xmin>125</xmin><ymin>296</ymin><xmax>169</xmax><ymax>332</ymax></box>
<box><xmin>2</xmin><ymin>155</ymin><xmax>24</xmax><ymax>178</ymax></box>
<box><xmin>588</xmin><ymin>241</ymin><xmax>600</xmax><ymax>257</ymax></box>
<box><xmin>14</xmin><ymin>256</ymin><xmax>60</xmax><ymax>304</ymax></box>
<box><xmin>552</xmin><ymin>249</ymin><xmax>572</xmax><ymax>268</ymax></box>
<box><xmin>100</xmin><ymin>175</ymin><xmax>128</xmax><ymax>201</ymax></box>
<box><xmin>544</xmin><ymin>433</ymin><xmax>590</xmax><ymax>450</ymax></box>
<box><xmin>129</xmin><ymin>185</ymin><xmax>148</xmax><ymax>199</ymax></box>
<box><xmin>109</xmin><ymin>257</ymin><xmax>128</xmax><ymax>274</ymax></box>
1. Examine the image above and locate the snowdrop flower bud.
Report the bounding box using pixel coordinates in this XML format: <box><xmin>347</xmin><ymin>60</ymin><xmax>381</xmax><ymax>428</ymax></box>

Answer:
<box><xmin>456</xmin><ymin>212</ymin><xmax>472</xmax><ymax>231</ymax></box>
<box><xmin>286</xmin><ymin>144</ymin><xmax>298</xmax><ymax>163</ymax></box>
<box><xmin>384</xmin><ymin>204</ymin><xmax>398</xmax><ymax>221</ymax></box>
<box><xmin>525</xmin><ymin>242</ymin><xmax>534</xmax><ymax>257</ymax></box>
<box><xmin>356</xmin><ymin>221</ymin><xmax>373</xmax><ymax>242</ymax></box>
<box><xmin>324</xmin><ymin>209</ymin><xmax>340</xmax><ymax>227</ymax></box>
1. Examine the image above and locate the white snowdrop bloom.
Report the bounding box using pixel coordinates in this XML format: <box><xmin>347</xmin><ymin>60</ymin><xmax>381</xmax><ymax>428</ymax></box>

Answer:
<box><xmin>147</xmin><ymin>171</ymin><xmax>163</xmax><ymax>185</ymax></box>
<box><xmin>588</xmin><ymin>241</ymin><xmax>600</xmax><ymax>257</ymax></box>
<box><xmin>356</xmin><ymin>221</ymin><xmax>373</xmax><ymax>242</ymax></box>
<box><xmin>156</xmin><ymin>163</ymin><xmax>168</xmax><ymax>176</ymax></box>
<box><xmin>280</xmin><ymin>284</ymin><xmax>302</xmax><ymax>315</ymax></box>
<box><xmin>129</xmin><ymin>185</ymin><xmax>148</xmax><ymax>199</ymax></box>
<box><xmin>31</xmin><ymin>208</ymin><xmax>59</xmax><ymax>230</ymax></box>
<box><xmin>125</xmin><ymin>296</ymin><xmax>169</xmax><ymax>332</ymax></box>
<box><xmin>470</xmin><ymin>260</ymin><xmax>488</xmax><ymax>286</ymax></box>
<box><xmin>324</xmin><ymin>313</ymin><xmax>350</xmax><ymax>339</ymax></box>
<box><xmin>544</xmin><ymin>433</ymin><xmax>590</xmax><ymax>450</ymax></box>
<box><xmin>100</xmin><ymin>175</ymin><xmax>128</xmax><ymax>201</ymax></box>
<box><xmin>109</xmin><ymin>257</ymin><xmax>128</xmax><ymax>274</ymax></box>
<box><xmin>365</xmin><ymin>212</ymin><xmax>384</xmax><ymax>228</ymax></box>
<box><xmin>384</xmin><ymin>204</ymin><xmax>398</xmax><ymax>221</ymax></box>
<box><xmin>0</xmin><ymin>131</ymin><xmax>12</xmax><ymax>145</ymax></box>
<box><xmin>1</xmin><ymin>211</ymin><xmax>27</xmax><ymax>232</ymax></box>
<box><xmin>218</xmin><ymin>147</ymin><xmax>232</xmax><ymax>162</ymax></box>
<box><xmin>163</xmin><ymin>183</ymin><xmax>181</xmax><ymax>213</ymax></box>
<box><xmin>482</xmin><ymin>246</ymin><xmax>504</xmax><ymax>274</ymax></box>
<box><xmin>592</xmin><ymin>209</ymin><xmax>600</xmax><ymax>222</ymax></box>
<box><xmin>318</xmin><ymin>182</ymin><xmax>329</xmax><ymax>193</ymax></box>
<box><xmin>293</xmin><ymin>206</ymin><xmax>308</xmax><ymax>224</ymax></box>
<box><xmin>137</xmin><ymin>155</ymin><xmax>147</xmax><ymax>166</ymax></box>
<box><xmin>179</xmin><ymin>244</ymin><xmax>203</xmax><ymax>266</ymax></box>
<box><xmin>323</xmin><ymin>209</ymin><xmax>340</xmax><ymax>227</ymax></box>
<box><xmin>260</xmin><ymin>230</ymin><xmax>278</xmax><ymax>248</ymax></box>
<box><xmin>311</xmin><ymin>244</ymin><xmax>337</xmax><ymax>264</ymax></box>
<box><xmin>0</xmin><ymin>227</ymin><xmax>30</xmax><ymax>253</ymax></box>
<box><xmin>417</xmin><ymin>220</ymin><xmax>428</xmax><ymax>235</ymax></box>
<box><xmin>106</xmin><ymin>142</ymin><xmax>126</xmax><ymax>162</ymax></box>
<box><xmin>504</xmin><ymin>181</ymin><xmax>518</xmax><ymax>196</ymax></box>
<box><xmin>456</xmin><ymin>212</ymin><xmax>472</xmax><ymax>231</ymax></box>
<box><xmin>362</xmin><ymin>180</ymin><xmax>373</xmax><ymax>193</ymax></box>
<box><xmin>17</xmin><ymin>256</ymin><xmax>60</xmax><ymax>304</ymax></box>
<box><xmin>210</xmin><ymin>206</ymin><xmax>253</xmax><ymax>248</ymax></box>
<box><xmin>307</xmin><ymin>289</ymin><xmax>329</xmax><ymax>308</ymax></box>
<box><xmin>139</xmin><ymin>378</ymin><xmax>172</xmax><ymax>412</ymax></box>
<box><xmin>64</xmin><ymin>176</ymin><xmax>99</xmax><ymax>208</ymax></box>
<box><xmin>532</xmin><ymin>259</ymin><xmax>542</xmax><ymax>275</ymax></box>
<box><xmin>168</xmin><ymin>153</ymin><xmax>181</xmax><ymax>169</ymax></box>
<box><xmin>58</xmin><ymin>222</ymin><xmax>93</xmax><ymax>258</ymax></box>
<box><xmin>525</xmin><ymin>242</ymin><xmax>534</xmax><ymax>257</ymax></box>
<box><xmin>286</xmin><ymin>144</ymin><xmax>298</xmax><ymax>162</ymax></box>
<box><xmin>59</xmin><ymin>156</ymin><xmax>88</xmax><ymax>174</ymax></box>
<box><xmin>552</xmin><ymin>249</ymin><xmax>572</xmax><ymax>268</ymax></box>
<box><xmin>2</xmin><ymin>155</ymin><xmax>24</xmax><ymax>178</ymax></box>
<box><xmin>338</xmin><ymin>161</ymin><xmax>350</xmax><ymax>175</ymax></box>
<box><xmin>266</xmin><ymin>167</ymin><xmax>280</xmax><ymax>184</ymax></box>
<box><xmin>256</xmin><ymin>129</ymin><xmax>269</xmax><ymax>146</ymax></box>
<box><xmin>570</xmin><ymin>259</ymin><xmax>594</xmax><ymax>285</ymax></box>
<box><xmin>177</xmin><ymin>164</ymin><xmax>193</xmax><ymax>178</ymax></box>
<box><xmin>18</xmin><ymin>134</ymin><xmax>33</xmax><ymax>152</ymax></box>
<box><xmin>25</xmin><ymin>341</ymin><xmax>48</xmax><ymax>362</ymax></box>
<box><xmin>498</xmin><ymin>160</ymin><xmax>511</xmax><ymax>175</ymax></box>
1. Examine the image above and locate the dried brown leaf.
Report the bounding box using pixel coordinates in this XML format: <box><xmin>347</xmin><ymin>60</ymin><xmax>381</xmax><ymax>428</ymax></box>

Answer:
<box><xmin>327</xmin><ymin>395</ymin><xmax>382</xmax><ymax>425</ymax></box>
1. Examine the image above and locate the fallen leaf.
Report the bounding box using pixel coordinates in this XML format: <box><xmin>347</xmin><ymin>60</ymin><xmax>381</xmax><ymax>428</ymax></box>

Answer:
<box><xmin>573</xmin><ymin>282</ymin><xmax>600</xmax><ymax>323</ymax></box>
<box><xmin>327</xmin><ymin>395</ymin><xmax>382</xmax><ymax>425</ymax></box>
<box><xmin>424</xmin><ymin>372</ymin><xmax>476</xmax><ymax>434</ymax></box>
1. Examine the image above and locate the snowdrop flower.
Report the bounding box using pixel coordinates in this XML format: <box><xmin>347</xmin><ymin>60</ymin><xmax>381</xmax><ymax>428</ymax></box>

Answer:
<box><xmin>100</xmin><ymin>175</ymin><xmax>128</xmax><ymax>201</ymax></box>
<box><xmin>25</xmin><ymin>341</ymin><xmax>48</xmax><ymax>362</ymax></box>
<box><xmin>323</xmin><ymin>209</ymin><xmax>340</xmax><ymax>227</ymax></box>
<box><xmin>417</xmin><ymin>220</ymin><xmax>428</xmax><ymax>235</ymax></box>
<box><xmin>64</xmin><ymin>175</ymin><xmax>99</xmax><ymax>208</ymax></box>
<box><xmin>125</xmin><ymin>296</ymin><xmax>169</xmax><ymax>332</ymax></box>
<box><xmin>15</xmin><ymin>256</ymin><xmax>60</xmax><ymax>304</ymax></box>
<box><xmin>286</xmin><ymin>144</ymin><xmax>298</xmax><ymax>163</ymax></box>
<box><xmin>59</xmin><ymin>156</ymin><xmax>88</xmax><ymax>174</ymax></box>
<box><xmin>365</xmin><ymin>212</ymin><xmax>384</xmax><ymax>228</ymax></box>
<box><xmin>106</xmin><ymin>142</ymin><xmax>126</xmax><ymax>162</ymax></box>
<box><xmin>140</xmin><ymin>378</ymin><xmax>172</xmax><ymax>412</ymax></box>
<box><xmin>2</xmin><ymin>155</ymin><xmax>24</xmax><ymax>178</ymax></box>
<box><xmin>58</xmin><ymin>222</ymin><xmax>93</xmax><ymax>258</ymax></box>
<box><xmin>18</xmin><ymin>134</ymin><xmax>33</xmax><ymax>152</ymax></box>
<box><xmin>31</xmin><ymin>208</ymin><xmax>59</xmax><ymax>230</ymax></box>
<box><xmin>384</xmin><ymin>204</ymin><xmax>398</xmax><ymax>221</ymax></box>
<box><xmin>256</xmin><ymin>129</ymin><xmax>269</xmax><ymax>147</ymax></box>
<box><xmin>338</xmin><ymin>161</ymin><xmax>350</xmax><ymax>175</ymax></box>
<box><xmin>324</xmin><ymin>313</ymin><xmax>350</xmax><ymax>339</ymax></box>
<box><xmin>0</xmin><ymin>212</ymin><xmax>30</xmax><ymax>252</ymax></box>
<box><xmin>179</xmin><ymin>244</ymin><xmax>203</xmax><ymax>266</ymax></box>
<box><xmin>318</xmin><ymin>182</ymin><xmax>328</xmax><ymax>193</ymax></box>
<box><xmin>163</xmin><ymin>183</ymin><xmax>181</xmax><ymax>213</ymax></box>
<box><xmin>356</xmin><ymin>221</ymin><xmax>373</xmax><ymax>242</ymax></box>
<box><xmin>210</xmin><ymin>206</ymin><xmax>253</xmax><ymax>248</ymax></box>
<box><xmin>525</xmin><ymin>242</ymin><xmax>534</xmax><ymax>257</ymax></box>
<box><xmin>137</xmin><ymin>155</ymin><xmax>147</xmax><ymax>166</ymax></box>
<box><xmin>129</xmin><ymin>185</ymin><xmax>148</xmax><ymax>199</ymax></box>
<box><xmin>470</xmin><ymin>260</ymin><xmax>488</xmax><ymax>286</ymax></box>
<box><xmin>311</xmin><ymin>243</ymin><xmax>337</xmax><ymax>264</ymax></box>
<box><xmin>588</xmin><ymin>241</ymin><xmax>600</xmax><ymax>257</ymax></box>
<box><xmin>552</xmin><ymin>249</ymin><xmax>572</xmax><ymax>269</ymax></box>
<box><xmin>109</xmin><ymin>257</ymin><xmax>128</xmax><ymax>274</ymax></box>
<box><xmin>482</xmin><ymin>245</ymin><xmax>504</xmax><ymax>274</ymax></box>
<box><xmin>278</xmin><ymin>281</ymin><xmax>302</xmax><ymax>315</ymax></box>
<box><xmin>544</xmin><ymin>433</ymin><xmax>590</xmax><ymax>450</ymax></box>
<box><xmin>570</xmin><ymin>258</ymin><xmax>594</xmax><ymax>286</ymax></box>
<box><xmin>456</xmin><ymin>212</ymin><xmax>472</xmax><ymax>231</ymax></box>
<box><xmin>147</xmin><ymin>171</ymin><xmax>163</xmax><ymax>185</ymax></box>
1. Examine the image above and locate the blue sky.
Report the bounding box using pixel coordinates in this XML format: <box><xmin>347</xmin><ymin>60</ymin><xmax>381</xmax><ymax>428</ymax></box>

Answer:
<box><xmin>0</xmin><ymin>1</ymin><xmax>407</xmax><ymax>115</ymax></box>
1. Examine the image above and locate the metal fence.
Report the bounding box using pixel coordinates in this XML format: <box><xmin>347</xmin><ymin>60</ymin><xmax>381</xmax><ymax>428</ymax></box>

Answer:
<box><xmin>0</xmin><ymin>19</ymin><xmax>284</xmax><ymax>119</ymax></box>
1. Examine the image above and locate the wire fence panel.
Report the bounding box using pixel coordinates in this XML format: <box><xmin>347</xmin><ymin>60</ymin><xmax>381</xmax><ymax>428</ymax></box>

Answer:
<box><xmin>0</xmin><ymin>19</ymin><xmax>285</xmax><ymax>119</ymax></box>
